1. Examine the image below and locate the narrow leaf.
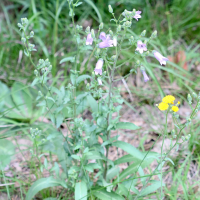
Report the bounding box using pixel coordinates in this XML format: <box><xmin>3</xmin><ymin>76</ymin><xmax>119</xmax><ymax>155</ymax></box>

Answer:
<box><xmin>75</xmin><ymin>181</ymin><xmax>87</xmax><ymax>200</ymax></box>
<box><xmin>25</xmin><ymin>177</ymin><xmax>67</xmax><ymax>200</ymax></box>
<box><xmin>116</xmin><ymin>122</ymin><xmax>140</xmax><ymax>130</ymax></box>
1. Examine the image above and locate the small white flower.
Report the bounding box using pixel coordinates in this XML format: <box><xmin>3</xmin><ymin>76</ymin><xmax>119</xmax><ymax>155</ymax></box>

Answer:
<box><xmin>98</xmin><ymin>79</ymin><xmax>102</xmax><ymax>85</ymax></box>
<box><xmin>86</xmin><ymin>33</ymin><xmax>93</xmax><ymax>45</ymax></box>
<box><xmin>94</xmin><ymin>59</ymin><xmax>104</xmax><ymax>75</ymax></box>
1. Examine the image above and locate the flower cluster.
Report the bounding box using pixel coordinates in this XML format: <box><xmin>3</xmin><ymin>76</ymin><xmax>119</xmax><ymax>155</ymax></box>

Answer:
<box><xmin>158</xmin><ymin>95</ymin><xmax>180</xmax><ymax>112</ymax></box>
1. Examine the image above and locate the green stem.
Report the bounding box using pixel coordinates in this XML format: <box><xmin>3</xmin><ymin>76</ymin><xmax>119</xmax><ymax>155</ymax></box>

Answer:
<box><xmin>0</xmin><ymin>165</ymin><xmax>11</xmax><ymax>200</ymax></box>
<box><xmin>133</xmin><ymin>113</ymin><xmax>190</xmax><ymax>200</ymax></box>
<box><xmin>160</xmin><ymin>109</ymin><xmax>169</xmax><ymax>199</ymax></box>
<box><xmin>52</xmin><ymin>0</ymin><xmax>59</xmax><ymax>76</ymax></box>
<box><xmin>103</xmin><ymin>28</ymin><xmax>127</xmax><ymax>180</ymax></box>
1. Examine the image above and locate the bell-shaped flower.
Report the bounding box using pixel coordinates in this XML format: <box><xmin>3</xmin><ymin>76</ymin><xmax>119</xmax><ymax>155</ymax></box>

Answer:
<box><xmin>153</xmin><ymin>51</ymin><xmax>168</xmax><ymax>65</ymax></box>
<box><xmin>86</xmin><ymin>33</ymin><xmax>93</xmax><ymax>45</ymax></box>
<box><xmin>98</xmin><ymin>32</ymin><xmax>116</xmax><ymax>48</ymax></box>
<box><xmin>134</xmin><ymin>11</ymin><xmax>142</xmax><ymax>21</ymax></box>
<box><xmin>98</xmin><ymin>79</ymin><xmax>102</xmax><ymax>85</ymax></box>
<box><xmin>122</xmin><ymin>10</ymin><xmax>142</xmax><ymax>21</ymax></box>
<box><xmin>141</xmin><ymin>68</ymin><xmax>149</xmax><ymax>82</ymax></box>
<box><xmin>94</xmin><ymin>59</ymin><xmax>104</xmax><ymax>75</ymax></box>
<box><xmin>136</xmin><ymin>40</ymin><xmax>147</xmax><ymax>54</ymax></box>
<box><xmin>99</xmin><ymin>32</ymin><xmax>107</xmax><ymax>41</ymax></box>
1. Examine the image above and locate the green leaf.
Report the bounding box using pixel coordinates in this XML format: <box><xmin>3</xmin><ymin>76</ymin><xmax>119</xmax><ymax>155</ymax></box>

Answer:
<box><xmin>139</xmin><ymin>181</ymin><xmax>162</xmax><ymax>196</ymax></box>
<box><xmin>75</xmin><ymin>181</ymin><xmax>87</xmax><ymax>200</ymax></box>
<box><xmin>11</xmin><ymin>82</ymin><xmax>32</xmax><ymax>118</ymax></box>
<box><xmin>85</xmin><ymin>163</ymin><xmax>101</xmax><ymax>172</ymax></box>
<box><xmin>75</xmin><ymin>2</ymin><xmax>83</xmax><ymax>7</ymax></box>
<box><xmin>59</xmin><ymin>56</ymin><xmax>75</xmax><ymax>64</ymax></box>
<box><xmin>44</xmin><ymin>198</ymin><xmax>58</xmax><ymax>200</ymax></box>
<box><xmin>25</xmin><ymin>177</ymin><xmax>67</xmax><ymax>200</ymax></box>
<box><xmin>56</xmin><ymin>113</ymin><xmax>64</xmax><ymax>128</ymax></box>
<box><xmin>114</xmin><ymin>152</ymin><xmax>157</xmax><ymax>168</ymax></box>
<box><xmin>122</xmin><ymin>179</ymin><xmax>139</xmax><ymax>194</ymax></box>
<box><xmin>76</xmin><ymin>75</ymin><xmax>91</xmax><ymax>85</ymax></box>
<box><xmin>84</xmin><ymin>151</ymin><xmax>104</xmax><ymax>160</ymax></box>
<box><xmin>87</xmin><ymin>94</ymin><xmax>98</xmax><ymax>112</ymax></box>
<box><xmin>114</xmin><ymin>154</ymin><xmax>135</xmax><ymax>165</ymax></box>
<box><xmin>0</xmin><ymin>139</ymin><xmax>15</xmax><ymax>168</ymax></box>
<box><xmin>117</xmin><ymin>162</ymin><xmax>139</xmax><ymax>181</ymax></box>
<box><xmin>71</xmin><ymin>155</ymin><xmax>81</xmax><ymax>160</ymax></box>
<box><xmin>93</xmin><ymin>189</ymin><xmax>124</xmax><ymax>200</ymax></box>
<box><xmin>106</xmin><ymin>166</ymin><xmax>120</xmax><ymax>181</ymax></box>
<box><xmin>116</xmin><ymin>122</ymin><xmax>140</xmax><ymax>130</ymax></box>
<box><xmin>116</xmin><ymin>184</ymin><xmax>129</xmax><ymax>197</ymax></box>
<box><xmin>70</xmin><ymin>73</ymin><xmax>77</xmax><ymax>85</ymax></box>
<box><xmin>112</xmin><ymin>141</ymin><xmax>143</xmax><ymax>160</ymax></box>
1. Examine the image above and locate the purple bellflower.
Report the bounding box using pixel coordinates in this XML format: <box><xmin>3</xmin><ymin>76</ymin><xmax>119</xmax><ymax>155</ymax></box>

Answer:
<box><xmin>136</xmin><ymin>40</ymin><xmax>147</xmax><ymax>54</ymax></box>
<box><xmin>98</xmin><ymin>32</ymin><xmax>117</xmax><ymax>48</ymax></box>
<box><xmin>86</xmin><ymin>33</ymin><xmax>93</xmax><ymax>45</ymax></box>
<box><xmin>94</xmin><ymin>59</ymin><xmax>104</xmax><ymax>75</ymax></box>
<box><xmin>153</xmin><ymin>51</ymin><xmax>169</xmax><ymax>65</ymax></box>
<box><xmin>141</xmin><ymin>69</ymin><xmax>149</xmax><ymax>82</ymax></box>
<box><xmin>134</xmin><ymin>11</ymin><xmax>142</xmax><ymax>21</ymax></box>
<box><xmin>123</xmin><ymin>10</ymin><xmax>142</xmax><ymax>21</ymax></box>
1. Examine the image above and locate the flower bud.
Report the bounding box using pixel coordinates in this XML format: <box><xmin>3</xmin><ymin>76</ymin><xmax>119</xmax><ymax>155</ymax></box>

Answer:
<box><xmin>34</xmin><ymin>70</ymin><xmax>38</xmax><ymax>76</ymax></box>
<box><xmin>109</xmin><ymin>30</ymin><xmax>113</xmax><ymax>36</ymax></box>
<box><xmin>99</xmin><ymin>22</ymin><xmax>103</xmax><ymax>30</ymax></box>
<box><xmin>173</xmin><ymin>135</ymin><xmax>177</xmax><ymax>139</ymax></box>
<box><xmin>117</xmin><ymin>25</ymin><xmax>121</xmax><ymax>32</ymax></box>
<box><xmin>192</xmin><ymin>92</ymin><xmax>197</xmax><ymax>98</ymax></box>
<box><xmin>91</xmin><ymin>29</ymin><xmax>95</xmax><ymax>38</ymax></box>
<box><xmin>86</xmin><ymin>83</ymin><xmax>90</xmax><ymax>89</ymax></box>
<box><xmin>181</xmin><ymin>136</ymin><xmax>185</xmax><ymax>141</ymax></box>
<box><xmin>187</xmin><ymin>94</ymin><xmax>192</xmax><ymax>104</ymax></box>
<box><xmin>124</xmin><ymin>21</ymin><xmax>132</xmax><ymax>27</ymax></box>
<box><xmin>41</xmin><ymin>68</ymin><xmax>45</xmax><ymax>74</ymax></box>
<box><xmin>111</xmin><ymin>55</ymin><xmax>116</xmax><ymax>61</ymax></box>
<box><xmin>141</xmin><ymin>30</ymin><xmax>146</xmax><ymax>37</ymax></box>
<box><xmin>108</xmin><ymin>5</ymin><xmax>113</xmax><ymax>13</ymax></box>
<box><xmin>136</xmin><ymin>60</ymin><xmax>140</xmax><ymax>65</ymax></box>
<box><xmin>48</xmin><ymin>65</ymin><xmax>52</xmax><ymax>71</ymax></box>
<box><xmin>21</xmin><ymin>37</ymin><xmax>26</xmax><ymax>43</ymax></box>
<box><xmin>38</xmin><ymin>91</ymin><xmax>42</xmax><ymax>96</ymax></box>
<box><xmin>132</xmin><ymin>9</ymin><xmax>136</xmax><ymax>16</ymax></box>
<box><xmin>85</xmin><ymin>26</ymin><xmax>90</xmax><ymax>34</ymax></box>
<box><xmin>30</xmin><ymin>31</ymin><xmax>34</xmax><ymax>37</ymax></box>
<box><xmin>171</xmin><ymin>129</ymin><xmax>175</xmax><ymax>135</ymax></box>
<box><xmin>151</xmin><ymin>30</ymin><xmax>157</xmax><ymax>38</ymax></box>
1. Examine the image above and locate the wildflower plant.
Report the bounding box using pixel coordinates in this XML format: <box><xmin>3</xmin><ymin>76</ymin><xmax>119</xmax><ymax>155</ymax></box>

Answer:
<box><xmin>14</xmin><ymin>1</ymin><xmax>199</xmax><ymax>199</ymax></box>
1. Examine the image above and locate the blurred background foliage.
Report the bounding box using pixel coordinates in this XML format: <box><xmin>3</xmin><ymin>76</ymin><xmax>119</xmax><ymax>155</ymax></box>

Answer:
<box><xmin>0</xmin><ymin>0</ymin><xmax>200</xmax><ymax>86</ymax></box>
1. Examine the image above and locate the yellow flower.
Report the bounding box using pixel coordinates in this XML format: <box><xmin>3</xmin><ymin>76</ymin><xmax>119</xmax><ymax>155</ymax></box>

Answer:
<box><xmin>177</xmin><ymin>101</ymin><xmax>180</xmax><ymax>104</ymax></box>
<box><xmin>158</xmin><ymin>102</ymin><xmax>169</xmax><ymax>111</ymax></box>
<box><xmin>171</xmin><ymin>106</ymin><xmax>179</xmax><ymax>112</ymax></box>
<box><xmin>162</xmin><ymin>95</ymin><xmax>175</xmax><ymax>104</ymax></box>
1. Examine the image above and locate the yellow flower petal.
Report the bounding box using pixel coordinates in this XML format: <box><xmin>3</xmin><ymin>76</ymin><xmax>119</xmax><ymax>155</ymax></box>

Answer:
<box><xmin>172</xmin><ymin>106</ymin><xmax>179</xmax><ymax>112</ymax></box>
<box><xmin>162</xmin><ymin>95</ymin><xmax>175</xmax><ymax>104</ymax></box>
<box><xmin>158</xmin><ymin>102</ymin><xmax>169</xmax><ymax>111</ymax></box>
